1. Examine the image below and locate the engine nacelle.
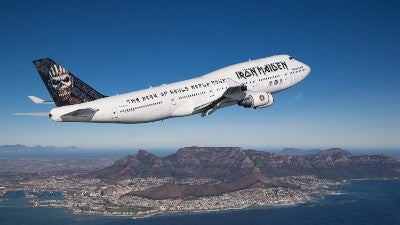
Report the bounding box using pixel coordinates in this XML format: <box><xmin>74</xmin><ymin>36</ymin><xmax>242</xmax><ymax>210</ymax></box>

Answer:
<box><xmin>238</xmin><ymin>92</ymin><xmax>274</xmax><ymax>109</ymax></box>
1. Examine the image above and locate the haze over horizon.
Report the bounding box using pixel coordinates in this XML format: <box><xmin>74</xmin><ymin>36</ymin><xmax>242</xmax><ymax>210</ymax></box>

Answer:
<box><xmin>1</xmin><ymin>0</ymin><xmax>399</xmax><ymax>151</ymax></box>
<box><xmin>0</xmin><ymin>144</ymin><xmax>398</xmax><ymax>156</ymax></box>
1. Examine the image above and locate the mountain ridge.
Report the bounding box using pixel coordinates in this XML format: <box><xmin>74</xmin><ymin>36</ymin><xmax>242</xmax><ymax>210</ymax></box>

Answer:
<box><xmin>0</xmin><ymin>144</ymin><xmax>80</xmax><ymax>154</ymax></box>
<box><xmin>92</xmin><ymin>147</ymin><xmax>400</xmax><ymax>182</ymax></box>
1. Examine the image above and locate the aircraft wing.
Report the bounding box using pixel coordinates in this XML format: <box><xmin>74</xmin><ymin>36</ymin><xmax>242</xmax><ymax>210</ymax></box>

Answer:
<box><xmin>198</xmin><ymin>79</ymin><xmax>247</xmax><ymax>117</ymax></box>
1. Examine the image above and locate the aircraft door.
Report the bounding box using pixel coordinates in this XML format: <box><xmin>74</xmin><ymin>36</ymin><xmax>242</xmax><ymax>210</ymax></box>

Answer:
<box><xmin>171</xmin><ymin>97</ymin><xmax>176</xmax><ymax>106</ymax></box>
<box><xmin>112</xmin><ymin>107</ymin><xmax>119</xmax><ymax>119</ymax></box>
<box><xmin>290</xmin><ymin>72</ymin><xmax>294</xmax><ymax>85</ymax></box>
<box><xmin>291</xmin><ymin>71</ymin><xmax>300</xmax><ymax>84</ymax></box>
<box><xmin>170</xmin><ymin>96</ymin><xmax>177</xmax><ymax>110</ymax></box>
<box><xmin>168</xmin><ymin>96</ymin><xmax>178</xmax><ymax>117</ymax></box>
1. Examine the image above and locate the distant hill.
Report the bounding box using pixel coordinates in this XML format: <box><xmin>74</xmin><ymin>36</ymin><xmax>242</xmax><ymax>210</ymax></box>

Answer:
<box><xmin>279</xmin><ymin>148</ymin><xmax>321</xmax><ymax>156</ymax></box>
<box><xmin>130</xmin><ymin>168</ymin><xmax>294</xmax><ymax>200</ymax></box>
<box><xmin>91</xmin><ymin>147</ymin><xmax>400</xmax><ymax>181</ymax></box>
<box><xmin>0</xmin><ymin>144</ymin><xmax>80</xmax><ymax>155</ymax></box>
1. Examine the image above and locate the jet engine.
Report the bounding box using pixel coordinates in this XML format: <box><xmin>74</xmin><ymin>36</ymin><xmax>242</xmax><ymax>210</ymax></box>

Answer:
<box><xmin>238</xmin><ymin>92</ymin><xmax>273</xmax><ymax>109</ymax></box>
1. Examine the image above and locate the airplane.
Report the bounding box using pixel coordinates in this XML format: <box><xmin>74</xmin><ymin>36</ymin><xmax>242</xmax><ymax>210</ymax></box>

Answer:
<box><xmin>16</xmin><ymin>55</ymin><xmax>310</xmax><ymax>124</ymax></box>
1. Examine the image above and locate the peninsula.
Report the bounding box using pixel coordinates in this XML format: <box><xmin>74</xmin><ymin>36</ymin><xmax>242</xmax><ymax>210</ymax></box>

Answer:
<box><xmin>1</xmin><ymin>146</ymin><xmax>399</xmax><ymax>217</ymax></box>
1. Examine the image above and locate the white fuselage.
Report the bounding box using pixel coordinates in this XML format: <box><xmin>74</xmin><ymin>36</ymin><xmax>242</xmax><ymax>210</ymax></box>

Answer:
<box><xmin>49</xmin><ymin>55</ymin><xmax>310</xmax><ymax>123</ymax></box>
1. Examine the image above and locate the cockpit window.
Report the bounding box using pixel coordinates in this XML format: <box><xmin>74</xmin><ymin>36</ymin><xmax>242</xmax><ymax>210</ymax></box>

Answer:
<box><xmin>289</xmin><ymin>56</ymin><xmax>293</xmax><ymax>60</ymax></box>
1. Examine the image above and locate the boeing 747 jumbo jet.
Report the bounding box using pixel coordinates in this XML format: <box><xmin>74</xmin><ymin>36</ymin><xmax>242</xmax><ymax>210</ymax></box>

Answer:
<box><xmin>17</xmin><ymin>55</ymin><xmax>310</xmax><ymax>124</ymax></box>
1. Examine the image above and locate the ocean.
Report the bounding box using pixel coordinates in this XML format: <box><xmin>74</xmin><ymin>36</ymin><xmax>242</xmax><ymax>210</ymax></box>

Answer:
<box><xmin>0</xmin><ymin>179</ymin><xmax>399</xmax><ymax>225</ymax></box>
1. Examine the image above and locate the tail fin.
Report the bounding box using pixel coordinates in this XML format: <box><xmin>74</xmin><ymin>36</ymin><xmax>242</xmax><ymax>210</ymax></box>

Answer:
<box><xmin>33</xmin><ymin>58</ymin><xmax>106</xmax><ymax>107</ymax></box>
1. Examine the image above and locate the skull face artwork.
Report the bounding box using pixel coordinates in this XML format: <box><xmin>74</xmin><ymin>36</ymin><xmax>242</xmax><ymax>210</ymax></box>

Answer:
<box><xmin>48</xmin><ymin>64</ymin><xmax>73</xmax><ymax>101</ymax></box>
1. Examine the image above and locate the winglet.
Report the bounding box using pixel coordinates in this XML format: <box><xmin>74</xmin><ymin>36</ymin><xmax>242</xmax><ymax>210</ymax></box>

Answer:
<box><xmin>28</xmin><ymin>96</ymin><xmax>54</xmax><ymax>104</ymax></box>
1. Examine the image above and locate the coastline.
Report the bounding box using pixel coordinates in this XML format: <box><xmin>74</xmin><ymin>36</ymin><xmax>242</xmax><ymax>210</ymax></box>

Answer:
<box><xmin>2</xmin><ymin>177</ymin><xmax>399</xmax><ymax>219</ymax></box>
<box><xmin>62</xmin><ymin>176</ymin><xmax>347</xmax><ymax>218</ymax></box>
<box><xmin>1</xmin><ymin>179</ymin><xmax>400</xmax><ymax>225</ymax></box>
<box><xmin>67</xmin><ymin>197</ymin><xmax>310</xmax><ymax>219</ymax></box>
<box><xmin>1</xmin><ymin>178</ymin><xmax>400</xmax><ymax>220</ymax></box>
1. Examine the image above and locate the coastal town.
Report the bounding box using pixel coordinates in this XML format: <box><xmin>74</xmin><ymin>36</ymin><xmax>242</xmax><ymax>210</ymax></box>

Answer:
<box><xmin>1</xmin><ymin>171</ymin><xmax>339</xmax><ymax>217</ymax></box>
<box><xmin>1</xmin><ymin>146</ymin><xmax>398</xmax><ymax>217</ymax></box>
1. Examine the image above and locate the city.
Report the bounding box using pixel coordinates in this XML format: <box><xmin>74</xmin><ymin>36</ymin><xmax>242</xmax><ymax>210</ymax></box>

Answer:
<box><xmin>0</xmin><ymin>156</ymin><xmax>339</xmax><ymax>217</ymax></box>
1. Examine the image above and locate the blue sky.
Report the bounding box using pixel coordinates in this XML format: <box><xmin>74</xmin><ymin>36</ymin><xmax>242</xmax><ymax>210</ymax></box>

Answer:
<box><xmin>0</xmin><ymin>0</ymin><xmax>399</xmax><ymax>151</ymax></box>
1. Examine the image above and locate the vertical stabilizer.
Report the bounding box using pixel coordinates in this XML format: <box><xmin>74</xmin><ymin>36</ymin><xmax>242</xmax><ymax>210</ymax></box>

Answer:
<box><xmin>33</xmin><ymin>58</ymin><xmax>106</xmax><ymax>107</ymax></box>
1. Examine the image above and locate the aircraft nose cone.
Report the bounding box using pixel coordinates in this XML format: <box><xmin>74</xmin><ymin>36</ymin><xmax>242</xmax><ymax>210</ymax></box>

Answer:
<box><xmin>304</xmin><ymin>64</ymin><xmax>311</xmax><ymax>77</ymax></box>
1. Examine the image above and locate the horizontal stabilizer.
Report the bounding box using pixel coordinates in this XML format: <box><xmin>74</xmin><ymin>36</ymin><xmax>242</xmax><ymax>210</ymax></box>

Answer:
<box><xmin>13</xmin><ymin>112</ymin><xmax>49</xmax><ymax>116</ymax></box>
<box><xmin>28</xmin><ymin>96</ymin><xmax>54</xmax><ymax>104</ymax></box>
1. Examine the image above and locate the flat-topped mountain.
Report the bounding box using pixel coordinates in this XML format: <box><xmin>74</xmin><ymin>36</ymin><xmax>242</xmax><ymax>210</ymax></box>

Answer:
<box><xmin>93</xmin><ymin>147</ymin><xmax>254</xmax><ymax>181</ymax></box>
<box><xmin>92</xmin><ymin>147</ymin><xmax>400</xmax><ymax>181</ymax></box>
